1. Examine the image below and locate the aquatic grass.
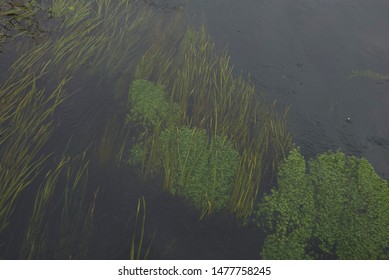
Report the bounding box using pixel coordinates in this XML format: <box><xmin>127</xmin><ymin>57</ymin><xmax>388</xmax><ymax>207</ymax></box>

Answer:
<box><xmin>48</xmin><ymin>0</ymin><xmax>93</xmax><ymax>30</ymax></box>
<box><xmin>0</xmin><ymin>70</ymin><xmax>69</xmax><ymax>234</ymax></box>
<box><xmin>130</xmin><ymin>196</ymin><xmax>152</xmax><ymax>260</ymax></box>
<box><xmin>350</xmin><ymin>70</ymin><xmax>389</xmax><ymax>82</ymax></box>
<box><xmin>21</xmin><ymin>156</ymin><xmax>69</xmax><ymax>259</ymax></box>
<box><xmin>19</xmin><ymin>148</ymin><xmax>98</xmax><ymax>259</ymax></box>
<box><xmin>134</xmin><ymin>26</ymin><xmax>292</xmax><ymax>217</ymax></box>
<box><xmin>10</xmin><ymin>0</ymin><xmax>160</xmax><ymax>82</ymax></box>
<box><xmin>56</xmin><ymin>150</ymin><xmax>94</xmax><ymax>259</ymax></box>
<box><xmin>1</xmin><ymin>0</ymin><xmax>186</xmax><ymax>258</ymax></box>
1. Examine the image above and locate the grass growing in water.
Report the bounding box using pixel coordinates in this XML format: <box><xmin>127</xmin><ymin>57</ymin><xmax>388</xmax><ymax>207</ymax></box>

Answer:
<box><xmin>350</xmin><ymin>70</ymin><xmax>389</xmax><ymax>82</ymax></box>
<box><xmin>0</xmin><ymin>0</ymin><xmax>174</xmax><ymax>258</ymax></box>
<box><xmin>132</xmin><ymin>27</ymin><xmax>292</xmax><ymax>218</ymax></box>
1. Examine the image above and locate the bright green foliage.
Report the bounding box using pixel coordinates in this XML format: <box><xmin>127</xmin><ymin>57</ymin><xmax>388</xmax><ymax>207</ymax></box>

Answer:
<box><xmin>127</xmin><ymin>79</ymin><xmax>170</xmax><ymax>128</ymax></box>
<box><xmin>127</xmin><ymin>79</ymin><xmax>181</xmax><ymax>168</ymax></box>
<box><xmin>159</xmin><ymin>126</ymin><xmax>240</xmax><ymax>213</ymax></box>
<box><xmin>258</xmin><ymin>149</ymin><xmax>389</xmax><ymax>259</ymax></box>
<box><xmin>258</xmin><ymin>149</ymin><xmax>314</xmax><ymax>259</ymax></box>
<box><xmin>311</xmin><ymin>152</ymin><xmax>389</xmax><ymax>259</ymax></box>
<box><xmin>134</xmin><ymin>27</ymin><xmax>292</xmax><ymax>218</ymax></box>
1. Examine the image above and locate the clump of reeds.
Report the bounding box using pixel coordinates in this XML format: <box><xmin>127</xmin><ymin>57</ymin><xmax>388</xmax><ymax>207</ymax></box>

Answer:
<box><xmin>133</xmin><ymin>26</ymin><xmax>292</xmax><ymax>218</ymax></box>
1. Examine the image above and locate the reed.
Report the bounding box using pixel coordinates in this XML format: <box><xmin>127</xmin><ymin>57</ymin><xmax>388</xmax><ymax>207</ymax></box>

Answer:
<box><xmin>130</xmin><ymin>196</ymin><xmax>152</xmax><ymax>260</ymax></box>
<box><xmin>0</xmin><ymin>70</ymin><xmax>68</xmax><ymax>234</ymax></box>
<box><xmin>1</xmin><ymin>0</ymin><xmax>180</xmax><ymax>258</ymax></box>
<box><xmin>21</xmin><ymin>157</ymin><xmax>69</xmax><ymax>259</ymax></box>
<box><xmin>133</xmin><ymin>26</ymin><xmax>292</xmax><ymax>218</ymax></box>
<box><xmin>56</xmin><ymin>151</ymin><xmax>95</xmax><ymax>259</ymax></box>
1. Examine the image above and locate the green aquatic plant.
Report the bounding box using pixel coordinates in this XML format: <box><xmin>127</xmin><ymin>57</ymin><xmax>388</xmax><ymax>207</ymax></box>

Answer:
<box><xmin>0</xmin><ymin>69</ymin><xmax>68</xmax><ymax>235</ymax></box>
<box><xmin>350</xmin><ymin>70</ymin><xmax>389</xmax><ymax>81</ymax></box>
<box><xmin>130</xmin><ymin>196</ymin><xmax>153</xmax><ymax>260</ymax></box>
<box><xmin>21</xmin><ymin>151</ymin><xmax>97</xmax><ymax>259</ymax></box>
<box><xmin>134</xmin><ymin>26</ymin><xmax>292</xmax><ymax>218</ymax></box>
<box><xmin>310</xmin><ymin>151</ymin><xmax>389</xmax><ymax>259</ymax></box>
<box><xmin>126</xmin><ymin>79</ymin><xmax>181</xmax><ymax>172</ymax></box>
<box><xmin>1</xmin><ymin>0</ymin><xmax>187</xmax><ymax>259</ymax></box>
<box><xmin>159</xmin><ymin>126</ymin><xmax>241</xmax><ymax>215</ymax></box>
<box><xmin>21</xmin><ymin>157</ymin><xmax>69</xmax><ymax>259</ymax></box>
<box><xmin>127</xmin><ymin>79</ymin><xmax>171</xmax><ymax>128</ymax></box>
<box><xmin>257</xmin><ymin>148</ymin><xmax>389</xmax><ymax>259</ymax></box>
<box><xmin>257</xmin><ymin>149</ymin><xmax>314</xmax><ymax>259</ymax></box>
<box><xmin>9</xmin><ymin>0</ymin><xmax>162</xmax><ymax>83</ymax></box>
<box><xmin>125</xmin><ymin>78</ymin><xmax>241</xmax><ymax>215</ymax></box>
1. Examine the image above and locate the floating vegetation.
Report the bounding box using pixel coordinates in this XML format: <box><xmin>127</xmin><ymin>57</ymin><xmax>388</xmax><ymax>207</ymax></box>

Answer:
<box><xmin>350</xmin><ymin>70</ymin><xmax>389</xmax><ymax>82</ymax></box>
<box><xmin>256</xmin><ymin>148</ymin><xmax>389</xmax><ymax>259</ymax></box>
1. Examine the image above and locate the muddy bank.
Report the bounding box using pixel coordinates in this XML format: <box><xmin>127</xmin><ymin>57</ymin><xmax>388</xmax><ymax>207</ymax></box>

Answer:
<box><xmin>188</xmin><ymin>0</ymin><xmax>389</xmax><ymax>178</ymax></box>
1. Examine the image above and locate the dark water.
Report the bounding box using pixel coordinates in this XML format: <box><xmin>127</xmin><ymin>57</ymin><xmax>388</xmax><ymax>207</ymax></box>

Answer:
<box><xmin>1</xmin><ymin>0</ymin><xmax>388</xmax><ymax>259</ymax></box>
<box><xmin>188</xmin><ymin>0</ymin><xmax>389</xmax><ymax>179</ymax></box>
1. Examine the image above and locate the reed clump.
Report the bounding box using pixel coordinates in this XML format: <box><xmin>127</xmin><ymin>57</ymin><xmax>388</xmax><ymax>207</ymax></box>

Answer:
<box><xmin>132</xmin><ymin>26</ymin><xmax>292</xmax><ymax>218</ymax></box>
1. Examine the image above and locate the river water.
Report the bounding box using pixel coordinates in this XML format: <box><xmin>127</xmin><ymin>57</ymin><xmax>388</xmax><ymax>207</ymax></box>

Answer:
<box><xmin>1</xmin><ymin>0</ymin><xmax>388</xmax><ymax>259</ymax></box>
<box><xmin>187</xmin><ymin>0</ymin><xmax>389</xmax><ymax>179</ymax></box>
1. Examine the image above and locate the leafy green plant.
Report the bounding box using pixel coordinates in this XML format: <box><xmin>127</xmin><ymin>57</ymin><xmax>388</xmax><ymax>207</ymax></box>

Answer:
<box><xmin>134</xmin><ymin>27</ymin><xmax>292</xmax><ymax>218</ymax></box>
<box><xmin>257</xmin><ymin>149</ymin><xmax>389</xmax><ymax>259</ymax></box>
<box><xmin>257</xmin><ymin>149</ymin><xmax>314</xmax><ymax>259</ymax></box>
<box><xmin>158</xmin><ymin>126</ymin><xmax>240</xmax><ymax>215</ymax></box>
<box><xmin>310</xmin><ymin>152</ymin><xmax>389</xmax><ymax>259</ymax></box>
<box><xmin>127</xmin><ymin>79</ymin><xmax>171</xmax><ymax>128</ymax></box>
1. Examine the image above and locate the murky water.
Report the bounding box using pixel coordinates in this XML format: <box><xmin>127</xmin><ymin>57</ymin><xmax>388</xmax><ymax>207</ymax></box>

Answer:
<box><xmin>1</xmin><ymin>0</ymin><xmax>388</xmax><ymax>259</ymax></box>
<box><xmin>187</xmin><ymin>0</ymin><xmax>389</xmax><ymax>179</ymax></box>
